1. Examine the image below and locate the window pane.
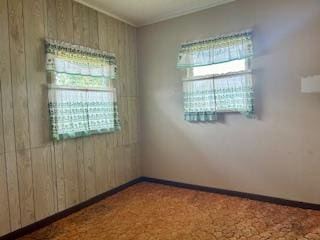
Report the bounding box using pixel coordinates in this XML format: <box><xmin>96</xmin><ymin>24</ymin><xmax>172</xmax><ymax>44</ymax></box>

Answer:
<box><xmin>192</xmin><ymin>59</ymin><xmax>246</xmax><ymax>77</ymax></box>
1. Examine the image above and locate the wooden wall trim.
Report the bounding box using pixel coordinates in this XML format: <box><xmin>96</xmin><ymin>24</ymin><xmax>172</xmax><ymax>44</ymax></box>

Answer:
<box><xmin>0</xmin><ymin>178</ymin><xmax>143</xmax><ymax>240</ymax></box>
<box><xmin>141</xmin><ymin>177</ymin><xmax>320</xmax><ymax>210</ymax></box>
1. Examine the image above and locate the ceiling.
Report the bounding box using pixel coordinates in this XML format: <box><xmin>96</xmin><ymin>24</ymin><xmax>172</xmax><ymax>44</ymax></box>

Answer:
<box><xmin>75</xmin><ymin>0</ymin><xmax>236</xmax><ymax>27</ymax></box>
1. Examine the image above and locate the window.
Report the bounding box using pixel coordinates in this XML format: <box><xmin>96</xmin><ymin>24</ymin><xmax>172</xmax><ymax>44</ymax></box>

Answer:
<box><xmin>192</xmin><ymin>59</ymin><xmax>247</xmax><ymax>77</ymax></box>
<box><xmin>45</xmin><ymin>39</ymin><xmax>120</xmax><ymax>141</ymax></box>
<box><xmin>177</xmin><ymin>31</ymin><xmax>255</xmax><ymax>122</ymax></box>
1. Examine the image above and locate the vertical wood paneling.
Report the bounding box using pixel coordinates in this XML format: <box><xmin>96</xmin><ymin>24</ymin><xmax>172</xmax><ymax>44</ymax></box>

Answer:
<box><xmin>104</xmin><ymin>15</ymin><xmax>117</xmax><ymax>148</ymax></box>
<box><xmin>0</xmin><ymin>0</ymin><xmax>22</xmax><ymax>231</ymax></box>
<box><xmin>118</xmin><ymin>22</ymin><xmax>128</xmax><ymax>147</ymax></box>
<box><xmin>83</xmin><ymin>140</ymin><xmax>96</xmax><ymax>198</ymax></box>
<box><xmin>8</xmin><ymin>0</ymin><xmax>31</xmax><ymax>151</ymax></box>
<box><xmin>132</xmin><ymin>28</ymin><xmax>139</xmax><ymax>98</ymax></box>
<box><xmin>62</xmin><ymin>139</ymin><xmax>79</xmax><ymax>207</ymax></box>
<box><xmin>53</xmin><ymin>141</ymin><xmax>65</xmax><ymax>211</ymax></box>
<box><xmin>128</xmin><ymin>26</ymin><xmax>136</xmax><ymax>97</ymax></box>
<box><xmin>97</xmin><ymin>13</ymin><xmax>108</xmax><ymax>51</ymax></box>
<box><xmin>0</xmin><ymin>0</ymin><xmax>5</xmax><ymax>155</ymax></box>
<box><xmin>55</xmin><ymin>0</ymin><xmax>73</xmax><ymax>41</ymax></box>
<box><xmin>94</xmin><ymin>138</ymin><xmax>109</xmax><ymax>194</ymax></box>
<box><xmin>84</xmin><ymin>7</ymin><xmax>98</xmax><ymax>200</ymax></box>
<box><xmin>72</xmin><ymin>1</ymin><xmax>86</xmax><ymax>202</ymax></box>
<box><xmin>72</xmin><ymin>2</ymin><xmax>82</xmax><ymax>44</ymax></box>
<box><xmin>24</xmin><ymin>0</ymin><xmax>56</xmax><ymax>222</ymax></box>
<box><xmin>88</xmin><ymin>8</ymin><xmax>99</xmax><ymax>49</ymax></box>
<box><xmin>134</xmin><ymin>143</ymin><xmax>141</xmax><ymax>178</ymax></box>
<box><xmin>5</xmin><ymin>152</ymin><xmax>21</xmax><ymax>231</ymax></box>
<box><xmin>123</xmin><ymin>146</ymin><xmax>131</xmax><ymax>183</ymax></box>
<box><xmin>0</xmin><ymin>89</ymin><xmax>4</xmax><ymax>155</ymax></box>
<box><xmin>126</xmin><ymin>26</ymin><xmax>132</xmax><ymax>98</ymax></box>
<box><xmin>8</xmin><ymin>0</ymin><xmax>35</xmax><ymax>228</ymax></box>
<box><xmin>111</xmin><ymin>19</ymin><xmax>122</xmax><ymax>147</ymax></box>
<box><xmin>127</xmin><ymin>99</ymin><xmax>134</xmax><ymax>145</ymax></box>
<box><xmin>89</xmin><ymin>8</ymin><xmax>110</xmax><ymax>195</ymax></box>
<box><xmin>80</xmin><ymin>5</ymin><xmax>97</xmax><ymax>200</ymax></box>
<box><xmin>31</xmin><ymin>146</ymin><xmax>55</xmax><ymax>220</ymax></box>
<box><xmin>75</xmin><ymin>139</ymin><xmax>85</xmax><ymax>201</ymax></box>
<box><xmin>16</xmin><ymin>149</ymin><xmax>35</xmax><ymax>226</ymax></box>
<box><xmin>0</xmin><ymin>154</ymin><xmax>10</xmax><ymax>235</ymax></box>
<box><xmin>133</xmin><ymin>97</ymin><xmax>140</xmax><ymax>144</ymax></box>
<box><xmin>122</xmin><ymin>24</ymin><xmax>129</xmax><ymax>97</ymax></box>
<box><xmin>56</xmin><ymin>0</ymin><xmax>80</xmax><ymax>208</ymax></box>
<box><xmin>45</xmin><ymin>0</ymin><xmax>59</xmax><ymax>213</ymax></box>
<box><xmin>89</xmin><ymin>10</ymin><xmax>111</xmax><ymax>195</ymax></box>
<box><xmin>24</xmin><ymin>0</ymin><xmax>50</xmax><ymax>148</ymax></box>
<box><xmin>47</xmin><ymin>0</ymin><xmax>66</xmax><ymax>212</ymax></box>
<box><xmin>0</xmin><ymin>0</ymin><xmax>16</xmax><ymax>154</ymax></box>
<box><xmin>45</xmin><ymin>0</ymin><xmax>57</xmax><ymax>38</ymax></box>
<box><xmin>113</xmin><ymin>146</ymin><xmax>122</xmax><ymax>187</ymax></box>
<box><xmin>0</xmin><ymin>0</ymin><xmax>140</xmax><ymax>236</ymax></box>
<box><xmin>117</xmin><ymin>22</ymin><xmax>125</xmax><ymax>98</ymax></box>
<box><xmin>122</xmin><ymin>97</ymin><xmax>129</xmax><ymax>145</ymax></box>
<box><xmin>97</xmin><ymin>13</ymin><xmax>117</xmax><ymax>190</ymax></box>
<box><xmin>49</xmin><ymin>144</ymin><xmax>58</xmax><ymax>213</ymax></box>
<box><xmin>108</xmin><ymin>148</ymin><xmax>117</xmax><ymax>188</ymax></box>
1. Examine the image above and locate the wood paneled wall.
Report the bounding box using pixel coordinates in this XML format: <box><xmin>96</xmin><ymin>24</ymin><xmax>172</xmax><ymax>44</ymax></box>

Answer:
<box><xmin>0</xmin><ymin>0</ymin><xmax>140</xmax><ymax>236</ymax></box>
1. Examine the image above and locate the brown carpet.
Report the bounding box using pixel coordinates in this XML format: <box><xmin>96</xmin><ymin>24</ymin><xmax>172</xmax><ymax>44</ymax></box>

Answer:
<box><xmin>19</xmin><ymin>183</ymin><xmax>320</xmax><ymax>240</ymax></box>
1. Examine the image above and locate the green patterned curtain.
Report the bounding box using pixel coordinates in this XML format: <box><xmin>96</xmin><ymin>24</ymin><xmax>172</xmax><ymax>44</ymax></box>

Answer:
<box><xmin>48</xmin><ymin>89</ymin><xmax>88</xmax><ymax>140</ymax></box>
<box><xmin>45</xmin><ymin>39</ymin><xmax>117</xmax><ymax>81</ymax></box>
<box><xmin>215</xmin><ymin>74</ymin><xmax>254</xmax><ymax>117</ymax></box>
<box><xmin>87</xmin><ymin>91</ymin><xmax>120</xmax><ymax>132</ymax></box>
<box><xmin>46</xmin><ymin>39</ymin><xmax>120</xmax><ymax>141</ymax></box>
<box><xmin>178</xmin><ymin>30</ymin><xmax>255</xmax><ymax>122</ymax></box>
<box><xmin>177</xmin><ymin>31</ymin><xmax>253</xmax><ymax>68</ymax></box>
<box><xmin>183</xmin><ymin>74</ymin><xmax>254</xmax><ymax>122</ymax></box>
<box><xmin>183</xmin><ymin>79</ymin><xmax>217</xmax><ymax>122</ymax></box>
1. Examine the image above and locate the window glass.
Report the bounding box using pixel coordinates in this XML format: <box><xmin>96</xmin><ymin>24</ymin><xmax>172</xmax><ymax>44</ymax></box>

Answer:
<box><xmin>192</xmin><ymin>59</ymin><xmax>246</xmax><ymax>77</ymax></box>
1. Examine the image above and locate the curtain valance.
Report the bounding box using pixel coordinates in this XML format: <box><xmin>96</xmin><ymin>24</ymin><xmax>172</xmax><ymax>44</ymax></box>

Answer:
<box><xmin>45</xmin><ymin>39</ymin><xmax>117</xmax><ymax>82</ymax></box>
<box><xmin>177</xmin><ymin>31</ymin><xmax>253</xmax><ymax>68</ymax></box>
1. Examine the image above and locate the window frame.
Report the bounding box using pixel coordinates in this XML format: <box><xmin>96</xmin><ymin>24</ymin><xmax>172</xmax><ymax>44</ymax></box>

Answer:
<box><xmin>45</xmin><ymin>39</ymin><xmax>120</xmax><ymax>141</ymax></box>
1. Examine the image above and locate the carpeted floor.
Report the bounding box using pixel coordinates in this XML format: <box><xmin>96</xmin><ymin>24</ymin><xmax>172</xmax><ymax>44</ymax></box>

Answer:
<box><xmin>19</xmin><ymin>182</ymin><xmax>320</xmax><ymax>240</ymax></box>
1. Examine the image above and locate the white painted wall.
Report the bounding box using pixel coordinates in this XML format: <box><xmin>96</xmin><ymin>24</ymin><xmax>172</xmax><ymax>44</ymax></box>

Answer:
<box><xmin>138</xmin><ymin>0</ymin><xmax>320</xmax><ymax>204</ymax></box>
